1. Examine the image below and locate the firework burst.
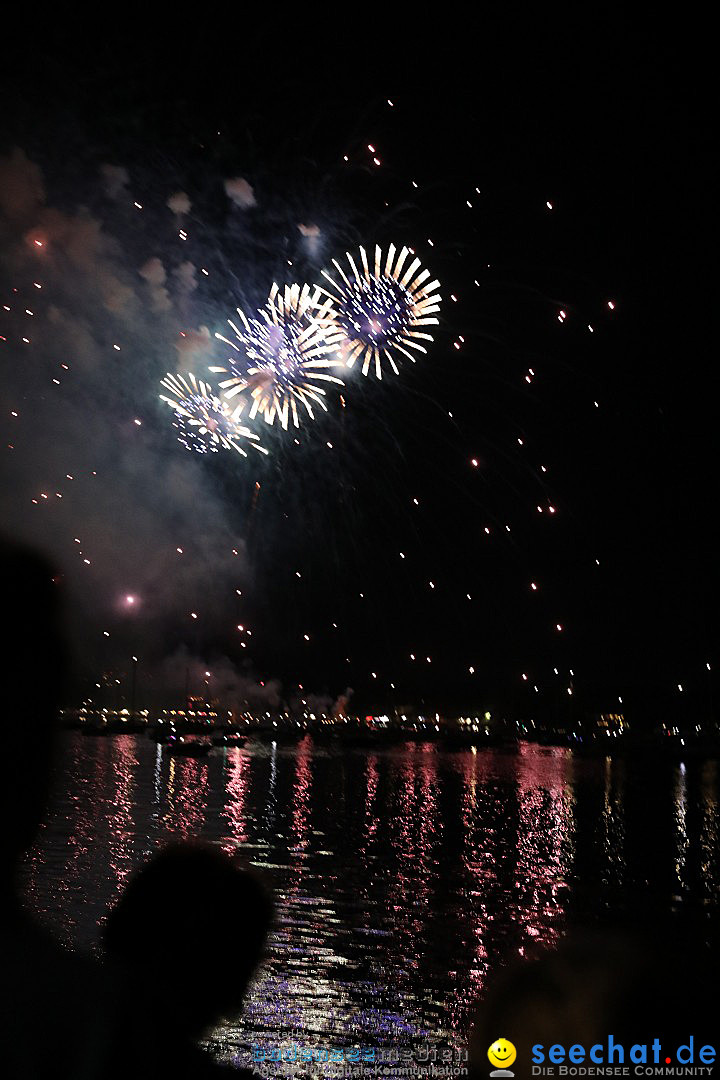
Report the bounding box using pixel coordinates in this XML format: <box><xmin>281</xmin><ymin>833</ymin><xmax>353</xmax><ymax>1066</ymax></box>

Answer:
<box><xmin>211</xmin><ymin>283</ymin><xmax>345</xmax><ymax>430</ymax></box>
<box><xmin>159</xmin><ymin>372</ymin><xmax>267</xmax><ymax>456</ymax></box>
<box><xmin>318</xmin><ymin>244</ymin><xmax>442</xmax><ymax>379</ymax></box>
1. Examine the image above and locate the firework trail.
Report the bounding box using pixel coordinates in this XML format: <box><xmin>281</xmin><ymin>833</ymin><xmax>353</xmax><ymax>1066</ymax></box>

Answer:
<box><xmin>318</xmin><ymin>244</ymin><xmax>442</xmax><ymax>379</ymax></box>
<box><xmin>159</xmin><ymin>372</ymin><xmax>268</xmax><ymax>456</ymax></box>
<box><xmin>212</xmin><ymin>283</ymin><xmax>345</xmax><ymax>430</ymax></box>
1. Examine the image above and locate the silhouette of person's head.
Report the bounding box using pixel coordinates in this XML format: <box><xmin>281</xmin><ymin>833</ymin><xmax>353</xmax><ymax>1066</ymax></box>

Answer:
<box><xmin>103</xmin><ymin>843</ymin><xmax>274</xmax><ymax>1038</ymax></box>
<box><xmin>469</xmin><ymin>922</ymin><xmax>718</xmax><ymax>1078</ymax></box>
<box><xmin>1</xmin><ymin>537</ymin><xmax>66</xmax><ymax>881</ymax></box>
<box><xmin>0</xmin><ymin>541</ymin><xmax>115</xmax><ymax>1080</ymax></box>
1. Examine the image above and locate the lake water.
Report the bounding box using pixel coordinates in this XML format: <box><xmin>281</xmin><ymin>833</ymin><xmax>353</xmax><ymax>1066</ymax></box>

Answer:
<box><xmin>21</xmin><ymin>734</ymin><xmax>720</xmax><ymax>1072</ymax></box>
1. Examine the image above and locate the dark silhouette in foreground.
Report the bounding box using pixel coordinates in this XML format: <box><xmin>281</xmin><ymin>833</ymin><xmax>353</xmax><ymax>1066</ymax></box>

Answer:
<box><xmin>0</xmin><ymin>540</ymin><xmax>273</xmax><ymax>1080</ymax></box>
<box><xmin>102</xmin><ymin>843</ymin><xmax>274</xmax><ymax>1078</ymax></box>
<box><xmin>469</xmin><ymin>919</ymin><xmax>718</xmax><ymax>1080</ymax></box>
<box><xmin>1</xmin><ymin>539</ymin><xmax>111</xmax><ymax>1079</ymax></box>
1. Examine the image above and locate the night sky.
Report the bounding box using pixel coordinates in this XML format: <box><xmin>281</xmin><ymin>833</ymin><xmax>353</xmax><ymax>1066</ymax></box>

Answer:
<box><xmin>1</xmin><ymin>21</ymin><xmax>714</xmax><ymax>723</ymax></box>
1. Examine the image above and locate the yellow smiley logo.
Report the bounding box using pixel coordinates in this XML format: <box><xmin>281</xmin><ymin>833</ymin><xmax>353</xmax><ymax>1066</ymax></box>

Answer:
<box><xmin>487</xmin><ymin>1039</ymin><xmax>517</xmax><ymax>1070</ymax></box>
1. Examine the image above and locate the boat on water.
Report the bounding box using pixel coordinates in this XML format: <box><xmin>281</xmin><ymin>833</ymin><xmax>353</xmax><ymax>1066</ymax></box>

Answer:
<box><xmin>211</xmin><ymin>732</ymin><xmax>248</xmax><ymax>747</ymax></box>
<box><xmin>163</xmin><ymin>738</ymin><xmax>211</xmax><ymax>758</ymax></box>
<box><xmin>250</xmin><ymin>727</ymin><xmax>307</xmax><ymax>744</ymax></box>
<box><xmin>309</xmin><ymin>727</ymin><xmax>339</xmax><ymax>745</ymax></box>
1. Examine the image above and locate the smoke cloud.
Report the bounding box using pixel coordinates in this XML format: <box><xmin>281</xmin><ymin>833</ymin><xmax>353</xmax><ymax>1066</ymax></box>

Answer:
<box><xmin>100</xmin><ymin>164</ymin><xmax>130</xmax><ymax>201</ymax></box>
<box><xmin>0</xmin><ymin>149</ymin><xmax>270</xmax><ymax>703</ymax></box>
<box><xmin>167</xmin><ymin>191</ymin><xmax>191</xmax><ymax>215</ymax></box>
<box><xmin>224</xmin><ymin>177</ymin><xmax>256</xmax><ymax>209</ymax></box>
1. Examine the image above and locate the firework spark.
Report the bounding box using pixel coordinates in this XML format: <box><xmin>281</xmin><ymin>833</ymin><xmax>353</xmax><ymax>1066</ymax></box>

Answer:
<box><xmin>211</xmin><ymin>283</ymin><xmax>344</xmax><ymax>430</ymax></box>
<box><xmin>159</xmin><ymin>372</ymin><xmax>267</xmax><ymax>456</ymax></box>
<box><xmin>318</xmin><ymin>244</ymin><xmax>442</xmax><ymax>378</ymax></box>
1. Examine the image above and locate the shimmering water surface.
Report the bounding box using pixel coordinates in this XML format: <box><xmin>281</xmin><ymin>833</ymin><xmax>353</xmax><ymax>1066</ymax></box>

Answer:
<box><xmin>22</xmin><ymin>735</ymin><xmax>720</xmax><ymax>1069</ymax></box>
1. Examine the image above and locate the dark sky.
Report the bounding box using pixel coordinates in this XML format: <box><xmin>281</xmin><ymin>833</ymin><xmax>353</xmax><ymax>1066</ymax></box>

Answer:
<box><xmin>1</xmin><ymin>20</ymin><xmax>714</xmax><ymax>722</ymax></box>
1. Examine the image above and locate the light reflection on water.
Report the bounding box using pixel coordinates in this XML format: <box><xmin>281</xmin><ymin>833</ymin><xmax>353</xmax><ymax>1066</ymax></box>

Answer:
<box><xmin>22</xmin><ymin>735</ymin><xmax>720</xmax><ymax>1067</ymax></box>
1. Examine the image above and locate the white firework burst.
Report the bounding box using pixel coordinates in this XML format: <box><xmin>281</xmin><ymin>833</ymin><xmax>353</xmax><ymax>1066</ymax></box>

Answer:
<box><xmin>159</xmin><ymin>372</ymin><xmax>267</xmax><ymax>456</ymax></box>
<box><xmin>211</xmin><ymin>283</ymin><xmax>345</xmax><ymax>430</ymax></box>
<box><xmin>318</xmin><ymin>244</ymin><xmax>442</xmax><ymax>379</ymax></box>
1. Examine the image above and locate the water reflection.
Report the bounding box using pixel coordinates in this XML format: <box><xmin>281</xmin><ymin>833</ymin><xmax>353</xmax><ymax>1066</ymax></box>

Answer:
<box><xmin>514</xmin><ymin>744</ymin><xmax>575</xmax><ymax>952</ymax></box>
<box><xmin>600</xmin><ymin>756</ymin><xmax>626</xmax><ymax>895</ymax></box>
<box><xmin>20</xmin><ymin>735</ymin><xmax>720</xmax><ymax>1062</ymax></box>
<box><xmin>674</xmin><ymin>763</ymin><xmax>689</xmax><ymax>893</ymax></box>
<box><xmin>163</xmin><ymin>754</ymin><xmax>210</xmax><ymax>838</ymax></box>
<box><xmin>106</xmin><ymin>735</ymin><xmax>138</xmax><ymax>896</ymax></box>
<box><xmin>222</xmin><ymin>747</ymin><xmax>251</xmax><ymax>851</ymax></box>
<box><xmin>699</xmin><ymin>761</ymin><xmax>719</xmax><ymax>897</ymax></box>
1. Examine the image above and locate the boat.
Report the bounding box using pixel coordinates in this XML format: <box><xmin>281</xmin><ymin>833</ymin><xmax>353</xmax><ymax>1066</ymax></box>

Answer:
<box><xmin>211</xmin><ymin>732</ymin><xmax>248</xmax><ymax>747</ymax></box>
<box><xmin>163</xmin><ymin>738</ymin><xmax>211</xmax><ymax>758</ymax></box>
